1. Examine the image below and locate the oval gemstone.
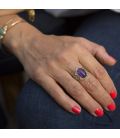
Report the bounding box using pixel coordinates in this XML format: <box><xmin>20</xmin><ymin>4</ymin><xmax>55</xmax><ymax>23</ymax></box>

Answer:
<box><xmin>77</xmin><ymin>68</ymin><xmax>87</xmax><ymax>78</ymax></box>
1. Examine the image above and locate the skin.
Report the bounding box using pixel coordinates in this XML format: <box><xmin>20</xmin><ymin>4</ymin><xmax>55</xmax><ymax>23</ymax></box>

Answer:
<box><xmin>0</xmin><ymin>10</ymin><xmax>25</xmax><ymax>16</ymax></box>
<box><xmin>0</xmin><ymin>12</ymin><xmax>117</xmax><ymax>116</ymax></box>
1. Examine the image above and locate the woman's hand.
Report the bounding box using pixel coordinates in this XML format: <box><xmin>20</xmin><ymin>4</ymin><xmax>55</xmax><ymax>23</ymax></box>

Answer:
<box><xmin>4</xmin><ymin>21</ymin><xmax>117</xmax><ymax>117</ymax></box>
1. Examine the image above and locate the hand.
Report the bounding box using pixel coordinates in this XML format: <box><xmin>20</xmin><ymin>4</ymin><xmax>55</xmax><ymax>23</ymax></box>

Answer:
<box><xmin>4</xmin><ymin>22</ymin><xmax>117</xmax><ymax>117</ymax></box>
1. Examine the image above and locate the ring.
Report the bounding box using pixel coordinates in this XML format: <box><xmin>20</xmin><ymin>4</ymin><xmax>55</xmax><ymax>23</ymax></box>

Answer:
<box><xmin>75</xmin><ymin>67</ymin><xmax>87</xmax><ymax>80</ymax></box>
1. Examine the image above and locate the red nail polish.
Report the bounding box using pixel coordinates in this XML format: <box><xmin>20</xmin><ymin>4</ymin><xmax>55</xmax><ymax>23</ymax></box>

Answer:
<box><xmin>107</xmin><ymin>103</ymin><xmax>116</xmax><ymax>111</ymax></box>
<box><xmin>110</xmin><ymin>90</ymin><xmax>117</xmax><ymax>99</ymax></box>
<box><xmin>72</xmin><ymin>106</ymin><xmax>81</xmax><ymax>115</ymax></box>
<box><xmin>95</xmin><ymin>108</ymin><xmax>104</xmax><ymax>117</ymax></box>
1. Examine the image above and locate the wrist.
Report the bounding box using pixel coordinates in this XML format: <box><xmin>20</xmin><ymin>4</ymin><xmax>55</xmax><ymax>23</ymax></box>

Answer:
<box><xmin>2</xmin><ymin>20</ymin><xmax>44</xmax><ymax>56</ymax></box>
<box><xmin>0</xmin><ymin>16</ymin><xmax>25</xmax><ymax>41</ymax></box>
<box><xmin>1</xmin><ymin>16</ymin><xmax>25</xmax><ymax>53</ymax></box>
<box><xmin>2</xmin><ymin>21</ymin><xmax>26</xmax><ymax>54</ymax></box>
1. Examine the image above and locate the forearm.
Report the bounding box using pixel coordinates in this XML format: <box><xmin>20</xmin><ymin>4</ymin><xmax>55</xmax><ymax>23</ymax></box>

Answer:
<box><xmin>0</xmin><ymin>10</ymin><xmax>25</xmax><ymax>17</ymax></box>
<box><xmin>0</xmin><ymin>14</ymin><xmax>25</xmax><ymax>46</ymax></box>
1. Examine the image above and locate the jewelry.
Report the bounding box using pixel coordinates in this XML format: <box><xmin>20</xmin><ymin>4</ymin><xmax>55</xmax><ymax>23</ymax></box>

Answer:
<box><xmin>75</xmin><ymin>67</ymin><xmax>87</xmax><ymax>80</ymax></box>
<box><xmin>27</xmin><ymin>9</ymin><xmax>35</xmax><ymax>22</ymax></box>
<box><xmin>0</xmin><ymin>17</ymin><xmax>25</xmax><ymax>41</ymax></box>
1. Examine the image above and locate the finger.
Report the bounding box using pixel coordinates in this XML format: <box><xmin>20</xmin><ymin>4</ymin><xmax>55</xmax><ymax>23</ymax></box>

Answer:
<box><xmin>34</xmin><ymin>72</ymin><xmax>81</xmax><ymax>115</ymax></box>
<box><xmin>63</xmin><ymin>61</ymin><xmax>116</xmax><ymax>112</ymax></box>
<box><xmin>51</xmin><ymin>66</ymin><xmax>104</xmax><ymax>117</ymax></box>
<box><xmin>75</xmin><ymin>37</ymin><xmax>116</xmax><ymax>66</ymax></box>
<box><xmin>78</xmin><ymin>48</ymin><xmax>117</xmax><ymax>99</ymax></box>
<box><xmin>93</xmin><ymin>46</ymin><xmax>116</xmax><ymax>66</ymax></box>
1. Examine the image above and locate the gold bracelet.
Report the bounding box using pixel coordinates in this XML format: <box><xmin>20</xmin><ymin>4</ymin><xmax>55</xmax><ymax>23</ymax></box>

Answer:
<box><xmin>0</xmin><ymin>17</ymin><xmax>25</xmax><ymax>41</ymax></box>
<box><xmin>27</xmin><ymin>9</ymin><xmax>35</xmax><ymax>22</ymax></box>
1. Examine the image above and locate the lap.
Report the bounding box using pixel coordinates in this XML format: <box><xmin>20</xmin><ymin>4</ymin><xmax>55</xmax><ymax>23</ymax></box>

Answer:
<box><xmin>0</xmin><ymin>106</ymin><xmax>7</xmax><ymax>128</ymax></box>
<box><xmin>16</xmin><ymin>10</ymin><xmax>120</xmax><ymax>128</ymax></box>
<box><xmin>75</xmin><ymin>10</ymin><xmax>120</xmax><ymax>61</ymax></box>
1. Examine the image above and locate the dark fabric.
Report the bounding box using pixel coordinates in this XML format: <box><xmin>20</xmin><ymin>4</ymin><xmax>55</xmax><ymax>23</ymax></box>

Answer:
<box><xmin>0</xmin><ymin>106</ymin><xmax>7</xmax><ymax>128</ymax></box>
<box><xmin>15</xmin><ymin>10</ymin><xmax>120</xmax><ymax>128</ymax></box>
<box><xmin>0</xmin><ymin>50</ymin><xmax>23</xmax><ymax>75</ymax></box>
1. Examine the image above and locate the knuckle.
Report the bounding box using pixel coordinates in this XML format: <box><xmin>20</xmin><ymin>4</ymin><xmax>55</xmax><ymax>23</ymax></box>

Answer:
<box><xmin>32</xmin><ymin>68</ymin><xmax>43</xmax><ymax>81</ymax></box>
<box><xmin>90</xmin><ymin>80</ymin><xmax>98</xmax><ymax>90</ymax></box>
<box><xmin>78</xmin><ymin>37</ymin><xmax>90</xmax><ymax>45</ymax></box>
<box><xmin>79</xmin><ymin>37</ymin><xmax>86</xmax><ymax>42</ymax></box>
<box><xmin>86</xmin><ymin>77</ymin><xmax>99</xmax><ymax>91</ymax></box>
<box><xmin>46</xmin><ymin>58</ymin><xmax>56</xmax><ymax>68</ymax></box>
<box><xmin>71</xmin><ymin>42</ymin><xmax>80</xmax><ymax>50</ymax></box>
<box><xmin>94</xmin><ymin>66</ymin><xmax>107</xmax><ymax>79</ymax></box>
<box><xmin>70</xmin><ymin>83</ymin><xmax>83</xmax><ymax>98</ymax></box>
<box><xmin>71</xmin><ymin>42</ymin><xmax>87</xmax><ymax>54</ymax></box>
<box><xmin>98</xmin><ymin>46</ymin><xmax>106</xmax><ymax>51</ymax></box>
<box><xmin>56</xmin><ymin>52</ymin><xmax>69</xmax><ymax>63</ymax></box>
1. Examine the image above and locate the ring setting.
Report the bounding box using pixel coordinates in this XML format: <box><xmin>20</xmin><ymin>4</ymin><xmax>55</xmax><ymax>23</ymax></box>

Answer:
<box><xmin>75</xmin><ymin>67</ymin><xmax>87</xmax><ymax>79</ymax></box>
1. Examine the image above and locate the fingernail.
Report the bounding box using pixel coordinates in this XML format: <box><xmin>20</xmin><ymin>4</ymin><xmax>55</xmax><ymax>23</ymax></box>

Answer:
<box><xmin>107</xmin><ymin>103</ymin><xmax>116</xmax><ymax>111</ymax></box>
<box><xmin>110</xmin><ymin>90</ymin><xmax>117</xmax><ymax>99</ymax></box>
<box><xmin>95</xmin><ymin>108</ymin><xmax>104</xmax><ymax>117</ymax></box>
<box><xmin>72</xmin><ymin>106</ymin><xmax>81</xmax><ymax>115</ymax></box>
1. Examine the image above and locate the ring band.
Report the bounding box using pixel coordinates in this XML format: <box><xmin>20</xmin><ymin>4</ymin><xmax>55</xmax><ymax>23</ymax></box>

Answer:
<box><xmin>75</xmin><ymin>67</ymin><xmax>87</xmax><ymax>79</ymax></box>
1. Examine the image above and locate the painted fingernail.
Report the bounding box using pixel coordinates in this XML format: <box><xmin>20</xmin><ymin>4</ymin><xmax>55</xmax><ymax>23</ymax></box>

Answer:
<box><xmin>95</xmin><ymin>108</ymin><xmax>104</xmax><ymax>117</ymax></box>
<box><xmin>107</xmin><ymin>103</ymin><xmax>116</xmax><ymax>111</ymax></box>
<box><xmin>110</xmin><ymin>90</ymin><xmax>117</xmax><ymax>99</ymax></box>
<box><xmin>72</xmin><ymin>106</ymin><xmax>81</xmax><ymax>115</ymax></box>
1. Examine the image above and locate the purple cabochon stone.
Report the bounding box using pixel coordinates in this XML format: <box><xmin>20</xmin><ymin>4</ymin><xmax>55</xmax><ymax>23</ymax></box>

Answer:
<box><xmin>77</xmin><ymin>68</ymin><xmax>87</xmax><ymax>78</ymax></box>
